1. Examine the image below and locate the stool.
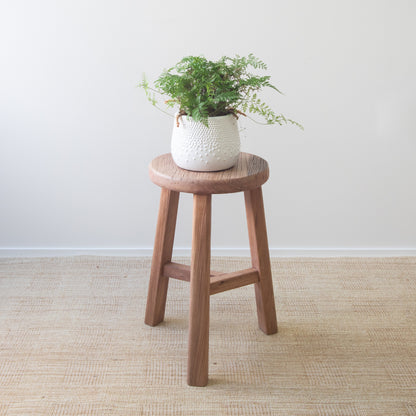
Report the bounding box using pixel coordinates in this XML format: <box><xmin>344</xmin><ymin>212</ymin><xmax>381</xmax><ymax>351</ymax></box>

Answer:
<box><xmin>145</xmin><ymin>152</ymin><xmax>278</xmax><ymax>387</ymax></box>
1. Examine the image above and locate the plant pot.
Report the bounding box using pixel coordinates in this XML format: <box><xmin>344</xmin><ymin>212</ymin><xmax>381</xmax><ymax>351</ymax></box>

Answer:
<box><xmin>171</xmin><ymin>114</ymin><xmax>240</xmax><ymax>172</ymax></box>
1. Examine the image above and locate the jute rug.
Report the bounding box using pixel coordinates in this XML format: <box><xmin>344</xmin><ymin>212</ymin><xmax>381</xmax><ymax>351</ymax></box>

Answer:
<box><xmin>0</xmin><ymin>256</ymin><xmax>415</xmax><ymax>415</ymax></box>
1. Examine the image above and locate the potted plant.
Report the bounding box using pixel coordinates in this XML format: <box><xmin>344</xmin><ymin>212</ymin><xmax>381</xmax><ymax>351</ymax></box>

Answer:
<box><xmin>139</xmin><ymin>54</ymin><xmax>302</xmax><ymax>172</ymax></box>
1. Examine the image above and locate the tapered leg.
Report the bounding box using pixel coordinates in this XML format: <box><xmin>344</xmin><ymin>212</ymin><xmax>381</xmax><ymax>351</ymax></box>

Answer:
<box><xmin>188</xmin><ymin>194</ymin><xmax>211</xmax><ymax>387</ymax></box>
<box><xmin>244</xmin><ymin>187</ymin><xmax>278</xmax><ymax>335</ymax></box>
<box><xmin>145</xmin><ymin>188</ymin><xmax>180</xmax><ymax>326</ymax></box>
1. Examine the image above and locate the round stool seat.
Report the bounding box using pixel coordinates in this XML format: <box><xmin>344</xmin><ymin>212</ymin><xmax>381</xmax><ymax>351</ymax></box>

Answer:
<box><xmin>149</xmin><ymin>152</ymin><xmax>269</xmax><ymax>194</ymax></box>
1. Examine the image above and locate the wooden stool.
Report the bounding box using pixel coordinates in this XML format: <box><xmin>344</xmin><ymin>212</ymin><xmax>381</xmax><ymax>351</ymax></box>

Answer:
<box><xmin>145</xmin><ymin>152</ymin><xmax>278</xmax><ymax>387</ymax></box>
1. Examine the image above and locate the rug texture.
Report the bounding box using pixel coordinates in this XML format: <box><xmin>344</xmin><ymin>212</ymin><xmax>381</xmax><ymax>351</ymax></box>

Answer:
<box><xmin>0</xmin><ymin>256</ymin><xmax>415</xmax><ymax>415</ymax></box>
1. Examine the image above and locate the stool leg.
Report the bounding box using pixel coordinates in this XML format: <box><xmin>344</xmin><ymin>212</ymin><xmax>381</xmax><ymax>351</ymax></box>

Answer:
<box><xmin>145</xmin><ymin>188</ymin><xmax>180</xmax><ymax>326</ymax></box>
<box><xmin>188</xmin><ymin>194</ymin><xmax>211</xmax><ymax>387</ymax></box>
<box><xmin>244</xmin><ymin>187</ymin><xmax>278</xmax><ymax>335</ymax></box>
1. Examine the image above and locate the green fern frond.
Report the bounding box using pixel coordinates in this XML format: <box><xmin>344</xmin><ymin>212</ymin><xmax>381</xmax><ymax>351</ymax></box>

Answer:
<box><xmin>138</xmin><ymin>54</ymin><xmax>302</xmax><ymax>129</ymax></box>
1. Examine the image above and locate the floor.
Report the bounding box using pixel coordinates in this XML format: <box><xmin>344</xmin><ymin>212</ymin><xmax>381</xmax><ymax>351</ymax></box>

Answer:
<box><xmin>0</xmin><ymin>256</ymin><xmax>415</xmax><ymax>415</ymax></box>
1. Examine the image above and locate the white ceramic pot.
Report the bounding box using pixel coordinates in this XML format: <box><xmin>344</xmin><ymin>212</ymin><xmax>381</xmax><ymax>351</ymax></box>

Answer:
<box><xmin>171</xmin><ymin>114</ymin><xmax>240</xmax><ymax>171</ymax></box>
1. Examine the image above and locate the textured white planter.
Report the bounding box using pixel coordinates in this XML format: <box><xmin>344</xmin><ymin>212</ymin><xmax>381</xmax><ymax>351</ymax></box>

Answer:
<box><xmin>171</xmin><ymin>114</ymin><xmax>240</xmax><ymax>171</ymax></box>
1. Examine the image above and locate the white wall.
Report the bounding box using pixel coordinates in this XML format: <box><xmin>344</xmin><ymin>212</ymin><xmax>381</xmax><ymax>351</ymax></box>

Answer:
<box><xmin>1</xmin><ymin>0</ymin><xmax>415</xmax><ymax>255</ymax></box>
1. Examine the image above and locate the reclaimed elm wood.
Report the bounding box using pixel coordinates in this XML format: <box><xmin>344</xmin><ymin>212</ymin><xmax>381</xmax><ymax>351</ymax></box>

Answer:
<box><xmin>163</xmin><ymin>261</ymin><xmax>222</xmax><ymax>282</ymax></box>
<box><xmin>144</xmin><ymin>188</ymin><xmax>179</xmax><ymax>326</ymax></box>
<box><xmin>188</xmin><ymin>194</ymin><xmax>211</xmax><ymax>387</ymax></box>
<box><xmin>149</xmin><ymin>152</ymin><xmax>269</xmax><ymax>194</ymax></box>
<box><xmin>146</xmin><ymin>152</ymin><xmax>277</xmax><ymax>386</ymax></box>
<box><xmin>163</xmin><ymin>263</ymin><xmax>260</xmax><ymax>295</ymax></box>
<box><xmin>210</xmin><ymin>268</ymin><xmax>260</xmax><ymax>295</ymax></box>
<box><xmin>244</xmin><ymin>187</ymin><xmax>278</xmax><ymax>335</ymax></box>
<box><xmin>163</xmin><ymin>262</ymin><xmax>191</xmax><ymax>282</ymax></box>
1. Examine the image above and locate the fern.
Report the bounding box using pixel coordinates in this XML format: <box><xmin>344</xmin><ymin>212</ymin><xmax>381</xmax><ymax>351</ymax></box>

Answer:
<box><xmin>139</xmin><ymin>55</ymin><xmax>302</xmax><ymax>129</ymax></box>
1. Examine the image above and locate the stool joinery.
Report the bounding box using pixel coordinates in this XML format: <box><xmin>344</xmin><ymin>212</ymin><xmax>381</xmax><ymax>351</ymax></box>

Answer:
<box><xmin>145</xmin><ymin>152</ymin><xmax>277</xmax><ymax>387</ymax></box>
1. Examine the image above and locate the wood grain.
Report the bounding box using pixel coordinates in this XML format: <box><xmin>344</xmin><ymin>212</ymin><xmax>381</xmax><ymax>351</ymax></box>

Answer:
<box><xmin>188</xmin><ymin>194</ymin><xmax>211</xmax><ymax>387</ymax></box>
<box><xmin>163</xmin><ymin>262</ymin><xmax>221</xmax><ymax>282</ymax></box>
<box><xmin>147</xmin><ymin>152</ymin><xmax>277</xmax><ymax>386</ymax></box>
<box><xmin>163</xmin><ymin>262</ymin><xmax>259</xmax><ymax>295</ymax></box>
<box><xmin>149</xmin><ymin>152</ymin><xmax>269</xmax><ymax>194</ymax></box>
<box><xmin>144</xmin><ymin>188</ymin><xmax>179</xmax><ymax>326</ymax></box>
<box><xmin>244</xmin><ymin>187</ymin><xmax>278</xmax><ymax>335</ymax></box>
<box><xmin>210</xmin><ymin>268</ymin><xmax>259</xmax><ymax>295</ymax></box>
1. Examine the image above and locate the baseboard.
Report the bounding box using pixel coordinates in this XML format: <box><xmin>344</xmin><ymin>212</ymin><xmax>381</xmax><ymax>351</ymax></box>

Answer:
<box><xmin>1</xmin><ymin>248</ymin><xmax>415</xmax><ymax>258</ymax></box>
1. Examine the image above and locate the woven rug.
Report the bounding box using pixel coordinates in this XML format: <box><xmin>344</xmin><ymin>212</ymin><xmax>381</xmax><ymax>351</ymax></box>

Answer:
<box><xmin>0</xmin><ymin>256</ymin><xmax>415</xmax><ymax>415</ymax></box>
